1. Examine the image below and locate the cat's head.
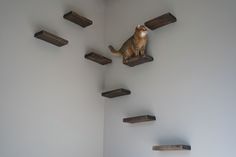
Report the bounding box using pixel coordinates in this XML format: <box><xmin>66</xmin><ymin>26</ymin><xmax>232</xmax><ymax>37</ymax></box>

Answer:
<box><xmin>136</xmin><ymin>25</ymin><xmax>148</xmax><ymax>37</ymax></box>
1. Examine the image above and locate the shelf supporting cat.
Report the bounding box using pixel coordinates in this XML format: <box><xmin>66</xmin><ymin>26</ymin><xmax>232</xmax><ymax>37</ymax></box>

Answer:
<box><xmin>108</xmin><ymin>25</ymin><xmax>148</xmax><ymax>63</ymax></box>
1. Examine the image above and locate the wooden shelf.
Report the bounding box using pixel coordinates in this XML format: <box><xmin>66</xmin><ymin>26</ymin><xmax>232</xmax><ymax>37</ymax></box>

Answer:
<box><xmin>145</xmin><ymin>13</ymin><xmax>177</xmax><ymax>30</ymax></box>
<box><xmin>123</xmin><ymin>115</ymin><xmax>156</xmax><ymax>123</ymax></box>
<box><xmin>34</xmin><ymin>30</ymin><xmax>68</xmax><ymax>47</ymax></box>
<box><xmin>152</xmin><ymin>145</ymin><xmax>191</xmax><ymax>151</ymax></box>
<box><xmin>85</xmin><ymin>52</ymin><xmax>112</xmax><ymax>65</ymax></box>
<box><xmin>123</xmin><ymin>55</ymin><xmax>153</xmax><ymax>67</ymax></box>
<box><xmin>64</xmin><ymin>11</ymin><xmax>93</xmax><ymax>28</ymax></box>
<box><xmin>102</xmin><ymin>88</ymin><xmax>131</xmax><ymax>98</ymax></box>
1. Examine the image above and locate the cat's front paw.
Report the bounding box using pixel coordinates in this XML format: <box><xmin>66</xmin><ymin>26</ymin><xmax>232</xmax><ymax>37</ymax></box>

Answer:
<box><xmin>123</xmin><ymin>59</ymin><xmax>128</xmax><ymax>63</ymax></box>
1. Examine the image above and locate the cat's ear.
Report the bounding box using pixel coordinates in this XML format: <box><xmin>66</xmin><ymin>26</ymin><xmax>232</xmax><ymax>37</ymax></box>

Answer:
<box><xmin>136</xmin><ymin>25</ymin><xmax>141</xmax><ymax>29</ymax></box>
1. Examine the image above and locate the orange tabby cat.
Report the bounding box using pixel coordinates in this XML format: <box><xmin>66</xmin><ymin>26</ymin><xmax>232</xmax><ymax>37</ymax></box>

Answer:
<box><xmin>108</xmin><ymin>25</ymin><xmax>148</xmax><ymax>63</ymax></box>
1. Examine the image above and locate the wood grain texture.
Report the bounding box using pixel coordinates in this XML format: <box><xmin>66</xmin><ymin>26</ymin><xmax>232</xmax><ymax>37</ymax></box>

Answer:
<box><xmin>85</xmin><ymin>52</ymin><xmax>112</xmax><ymax>65</ymax></box>
<box><xmin>123</xmin><ymin>55</ymin><xmax>153</xmax><ymax>67</ymax></box>
<box><xmin>145</xmin><ymin>13</ymin><xmax>177</xmax><ymax>30</ymax></box>
<box><xmin>152</xmin><ymin>145</ymin><xmax>191</xmax><ymax>151</ymax></box>
<box><xmin>102</xmin><ymin>89</ymin><xmax>131</xmax><ymax>98</ymax></box>
<box><xmin>123</xmin><ymin>115</ymin><xmax>156</xmax><ymax>123</ymax></box>
<box><xmin>34</xmin><ymin>30</ymin><xmax>68</xmax><ymax>47</ymax></box>
<box><xmin>64</xmin><ymin>11</ymin><xmax>93</xmax><ymax>28</ymax></box>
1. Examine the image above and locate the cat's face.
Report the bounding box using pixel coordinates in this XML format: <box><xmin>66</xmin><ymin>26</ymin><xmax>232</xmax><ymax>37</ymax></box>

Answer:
<box><xmin>136</xmin><ymin>25</ymin><xmax>148</xmax><ymax>37</ymax></box>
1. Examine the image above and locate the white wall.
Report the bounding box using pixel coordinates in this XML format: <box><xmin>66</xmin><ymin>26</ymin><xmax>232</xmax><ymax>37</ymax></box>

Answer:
<box><xmin>1</xmin><ymin>0</ymin><xmax>236</xmax><ymax>157</ymax></box>
<box><xmin>0</xmin><ymin>0</ymin><xmax>106</xmax><ymax>157</ymax></box>
<box><xmin>104</xmin><ymin>0</ymin><xmax>236</xmax><ymax>157</ymax></box>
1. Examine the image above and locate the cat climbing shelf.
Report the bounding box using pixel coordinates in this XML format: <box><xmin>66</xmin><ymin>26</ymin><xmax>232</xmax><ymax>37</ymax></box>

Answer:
<box><xmin>102</xmin><ymin>88</ymin><xmax>131</xmax><ymax>98</ymax></box>
<box><xmin>34</xmin><ymin>30</ymin><xmax>68</xmax><ymax>47</ymax></box>
<box><xmin>123</xmin><ymin>115</ymin><xmax>156</xmax><ymax>123</ymax></box>
<box><xmin>123</xmin><ymin>55</ymin><xmax>153</xmax><ymax>67</ymax></box>
<box><xmin>85</xmin><ymin>52</ymin><xmax>112</xmax><ymax>65</ymax></box>
<box><xmin>152</xmin><ymin>145</ymin><xmax>191</xmax><ymax>151</ymax></box>
<box><xmin>64</xmin><ymin>11</ymin><xmax>93</xmax><ymax>28</ymax></box>
<box><xmin>145</xmin><ymin>13</ymin><xmax>177</xmax><ymax>30</ymax></box>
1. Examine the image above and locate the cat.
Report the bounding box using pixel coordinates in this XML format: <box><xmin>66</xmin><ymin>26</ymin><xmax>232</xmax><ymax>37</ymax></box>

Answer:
<box><xmin>108</xmin><ymin>25</ymin><xmax>148</xmax><ymax>63</ymax></box>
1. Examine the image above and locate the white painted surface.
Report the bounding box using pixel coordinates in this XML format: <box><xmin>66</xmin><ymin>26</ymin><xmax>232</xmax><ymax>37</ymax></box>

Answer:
<box><xmin>0</xmin><ymin>0</ymin><xmax>106</xmax><ymax>157</ymax></box>
<box><xmin>1</xmin><ymin>0</ymin><xmax>236</xmax><ymax>157</ymax></box>
<box><xmin>104</xmin><ymin>0</ymin><xmax>236</xmax><ymax>157</ymax></box>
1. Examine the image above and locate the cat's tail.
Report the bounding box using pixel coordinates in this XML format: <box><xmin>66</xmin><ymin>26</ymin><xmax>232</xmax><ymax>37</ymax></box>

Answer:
<box><xmin>108</xmin><ymin>45</ymin><xmax>122</xmax><ymax>56</ymax></box>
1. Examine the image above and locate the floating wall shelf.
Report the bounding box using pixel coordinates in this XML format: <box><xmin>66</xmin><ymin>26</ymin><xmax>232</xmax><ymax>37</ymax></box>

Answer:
<box><xmin>152</xmin><ymin>145</ymin><xmax>191</xmax><ymax>151</ymax></box>
<box><xmin>34</xmin><ymin>30</ymin><xmax>68</xmax><ymax>47</ymax></box>
<box><xmin>102</xmin><ymin>88</ymin><xmax>131</xmax><ymax>98</ymax></box>
<box><xmin>145</xmin><ymin>13</ymin><xmax>177</xmax><ymax>30</ymax></box>
<box><xmin>64</xmin><ymin>11</ymin><xmax>93</xmax><ymax>28</ymax></box>
<box><xmin>123</xmin><ymin>115</ymin><xmax>156</xmax><ymax>123</ymax></box>
<box><xmin>85</xmin><ymin>52</ymin><xmax>112</xmax><ymax>65</ymax></box>
<box><xmin>123</xmin><ymin>55</ymin><xmax>153</xmax><ymax>67</ymax></box>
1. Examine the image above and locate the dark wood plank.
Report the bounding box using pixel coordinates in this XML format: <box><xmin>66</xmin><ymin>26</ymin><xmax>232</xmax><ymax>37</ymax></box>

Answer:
<box><xmin>145</xmin><ymin>13</ymin><xmax>177</xmax><ymax>30</ymax></box>
<box><xmin>34</xmin><ymin>30</ymin><xmax>68</xmax><ymax>47</ymax></box>
<box><xmin>123</xmin><ymin>115</ymin><xmax>156</xmax><ymax>123</ymax></box>
<box><xmin>102</xmin><ymin>89</ymin><xmax>131</xmax><ymax>98</ymax></box>
<box><xmin>152</xmin><ymin>145</ymin><xmax>191</xmax><ymax>151</ymax></box>
<box><xmin>85</xmin><ymin>52</ymin><xmax>112</xmax><ymax>65</ymax></box>
<box><xmin>123</xmin><ymin>55</ymin><xmax>153</xmax><ymax>67</ymax></box>
<box><xmin>64</xmin><ymin>11</ymin><xmax>93</xmax><ymax>28</ymax></box>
